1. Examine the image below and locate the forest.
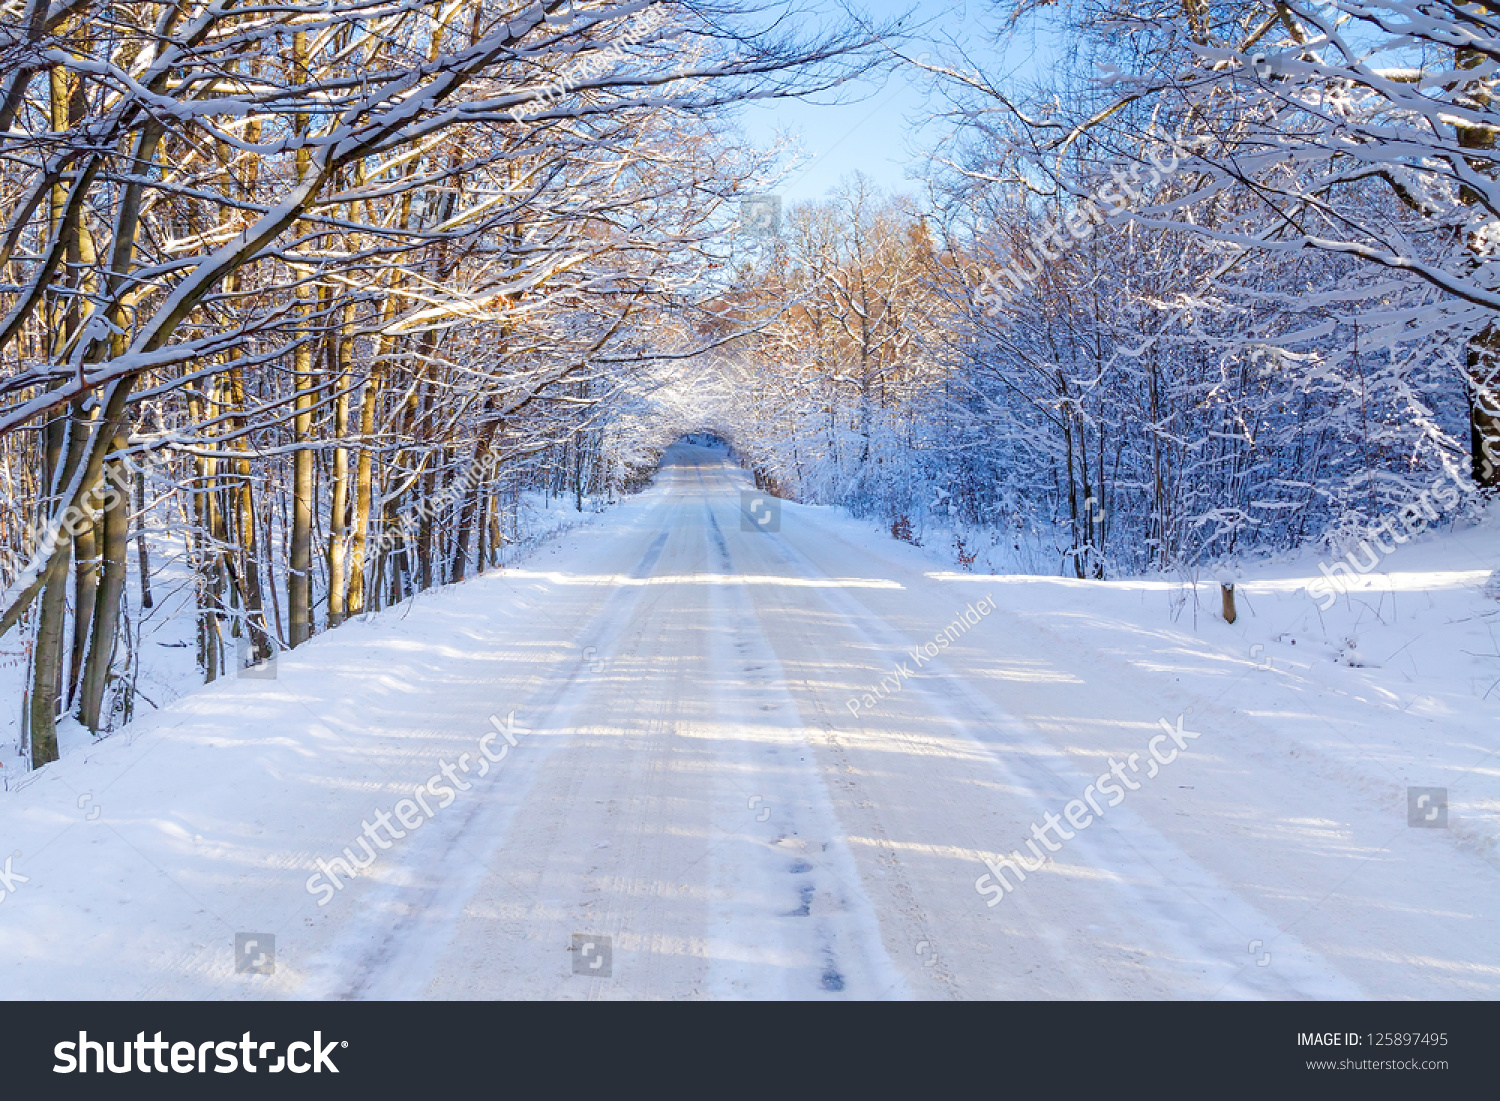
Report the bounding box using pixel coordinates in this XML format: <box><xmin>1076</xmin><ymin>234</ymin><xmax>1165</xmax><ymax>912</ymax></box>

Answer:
<box><xmin>2</xmin><ymin>0</ymin><xmax>1496</xmax><ymax>769</ymax></box>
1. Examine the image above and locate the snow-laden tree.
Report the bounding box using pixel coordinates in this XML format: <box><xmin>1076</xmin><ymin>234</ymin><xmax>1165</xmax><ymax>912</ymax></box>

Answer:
<box><xmin>834</xmin><ymin>0</ymin><xmax>1478</xmax><ymax>578</ymax></box>
<box><xmin>0</xmin><ymin>0</ymin><xmax>891</xmax><ymax>764</ymax></box>
<box><xmin>941</xmin><ymin>0</ymin><xmax>1497</xmax><ymax>489</ymax></box>
<box><xmin>692</xmin><ymin>178</ymin><xmax>953</xmax><ymax>528</ymax></box>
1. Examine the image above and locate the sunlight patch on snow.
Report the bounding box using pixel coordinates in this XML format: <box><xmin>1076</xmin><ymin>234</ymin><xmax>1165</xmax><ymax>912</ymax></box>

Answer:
<box><xmin>612</xmin><ymin>931</ymin><xmax>710</xmax><ymax>958</ymax></box>
<box><xmin>649</xmin><ymin>721</ymin><xmax>1001</xmax><ymax>769</ymax></box>
<box><xmin>924</xmin><ymin>568</ymin><xmax>1494</xmax><ymax>594</ymax></box>
<box><xmin>1032</xmin><ymin>861</ymin><xmax>1136</xmax><ymax>883</ymax></box>
<box><xmin>1337</xmin><ymin>948</ymin><xmax>1500</xmax><ymax>978</ymax></box>
<box><xmin>1291</xmin><ymin>570</ymin><xmax>1495</xmax><ymax>593</ymax></box>
<box><xmin>703</xmin><ymin>941</ymin><xmax>818</xmax><ymax>967</ymax></box>
<box><xmin>846</xmin><ymin>836</ymin><xmax>995</xmax><ymax>863</ymax></box>
<box><xmin>1280</xmin><ymin>816</ymin><xmax>1350</xmax><ymax>831</ymax></box>
<box><xmin>924</xmin><ymin>570</ymin><xmax>1500</xmax><ymax>594</ymax></box>
<box><xmin>667</xmin><ymin>721</ymin><xmax>804</xmax><ymax>746</ymax></box>
<box><xmin>981</xmin><ymin>665</ymin><xmax>1086</xmax><ymax>684</ymax></box>
<box><xmin>847</xmin><ymin>732</ymin><xmax>999</xmax><ymax>763</ymax></box>
<box><xmin>1123</xmin><ymin>659</ymin><xmax>1237</xmax><ymax>676</ymax></box>
<box><xmin>924</xmin><ymin>571</ymin><xmax>1182</xmax><ymax>589</ymax></box>
<box><xmin>504</xmin><ymin>568</ymin><xmax>904</xmax><ymax>589</ymax></box>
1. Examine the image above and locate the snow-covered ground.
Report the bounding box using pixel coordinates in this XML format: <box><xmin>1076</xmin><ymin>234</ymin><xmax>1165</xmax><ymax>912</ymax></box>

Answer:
<box><xmin>0</xmin><ymin>442</ymin><xmax>1496</xmax><ymax>998</ymax></box>
<box><xmin>0</xmin><ymin>489</ymin><xmax>611</xmax><ymax>780</ymax></box>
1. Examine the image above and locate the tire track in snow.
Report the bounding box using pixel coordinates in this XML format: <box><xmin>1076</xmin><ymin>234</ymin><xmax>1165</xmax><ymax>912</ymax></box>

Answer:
<box><xmin>745</xmin><ymin>507</ymin><xmax>1363</xmax><ymax>998</ymax></box>
<box><xmin>697</xmin><ymin>504</ymin><xmax>908</xmax><ymax>999</ymax></box>
<box><xmin>303</xmin><ymin>492</ymin><xmax>699</xmax><ymax>998</ymax></box>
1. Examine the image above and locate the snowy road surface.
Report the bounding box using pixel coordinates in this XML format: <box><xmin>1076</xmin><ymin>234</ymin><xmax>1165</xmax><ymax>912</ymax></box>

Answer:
<box><xmin>3</xmin><ymin>442</ymin><xmax>1498</xmax><ymax>999</ymax></box>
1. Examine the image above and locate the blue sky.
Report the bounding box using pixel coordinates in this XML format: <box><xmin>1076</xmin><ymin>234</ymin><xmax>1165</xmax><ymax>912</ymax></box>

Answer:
<box><xmin>734</xmin><ymin>0</ymin><xmax>1062</xmax><ymax>205</ymax></box>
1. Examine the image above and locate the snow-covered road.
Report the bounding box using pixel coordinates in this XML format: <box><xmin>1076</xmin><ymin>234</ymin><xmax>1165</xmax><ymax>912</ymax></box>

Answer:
<box><xmin>3</xmin><ymin>442</ymin><xmax>1498</xmax><ymax>999</ymax></box>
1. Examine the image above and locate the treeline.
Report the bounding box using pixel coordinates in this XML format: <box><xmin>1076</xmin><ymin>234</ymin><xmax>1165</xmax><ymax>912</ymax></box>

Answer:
<box><xmin>706</xmin><ymin>0</ymin><xmax>1495</xmax><ymax>579</ymax></box>
<box><xmin>0</xmin><ymin>0</ymin><xmax>886</xmax><ymax>766</ymax></box>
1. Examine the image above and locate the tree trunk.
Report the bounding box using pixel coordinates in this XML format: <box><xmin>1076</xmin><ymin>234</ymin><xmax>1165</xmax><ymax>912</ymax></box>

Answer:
<box><xmin>1457</xmin><ymin>50</ymin><xmax>1499</xmax><ymax>490</ymax></box>
<box><xmin>134</xmin><ymin>465</ymin><xmax>153</xmax><ymax>610</ymax></box>
<box><xmin>28</xmin><ymin>545</ymin><xmax>69</xmax><ymax>766</ymax></box>
<box><xmin>289</xmin><ymin>371</ymin><xmax>315</xmax><ymax>647</ymax></box>
<box><xmin>287</xmin><ymin>28</ymin><xmax>315</xmax><ymax>648</ymax></box>
<box><xmin>327</xmin><ymin>304</ymin><xmax>353</xmax><ymax>628</ymax></box>
<box><xmin>31</xmin><ymin>403</ymin><xmax>93</xmax><ymax>761</ymax></box>
<box><xmin>68</xmin><ymin>495</ymin><xmax>98</xmax><ymax>706</ymax></box>
<box><xmin>1466</xmin><ymin>325</ymin><xmax>1500</xmax><ymax>489</ymax></box>
<box><xmin>225</xmin><ymin>365</ymin><xmax>269</xmax><ymax>663</ymax></box>
<box><xmin>78</xmin><ymin>436</ymin><xmax>130</xmax><ymax>731</ymax></box>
